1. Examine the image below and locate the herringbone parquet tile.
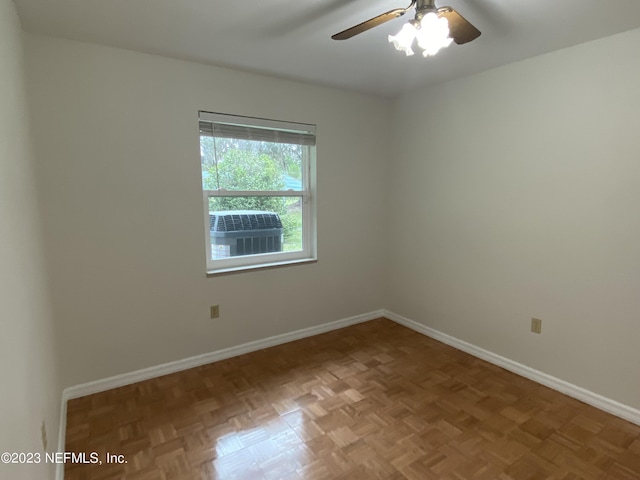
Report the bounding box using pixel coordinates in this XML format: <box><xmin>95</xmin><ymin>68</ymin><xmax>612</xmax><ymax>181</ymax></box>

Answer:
<box><xmin>64</xmin><ymin>318</ymin><xmax>640</xmax><ymax>479</ymax></box>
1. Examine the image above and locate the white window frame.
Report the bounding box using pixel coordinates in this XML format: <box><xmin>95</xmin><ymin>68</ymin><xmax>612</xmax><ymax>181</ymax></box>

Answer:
<box><xmin>199</xmin><ymin>111</ymin><xmax>317</xmax><ymax>275</ymax></box>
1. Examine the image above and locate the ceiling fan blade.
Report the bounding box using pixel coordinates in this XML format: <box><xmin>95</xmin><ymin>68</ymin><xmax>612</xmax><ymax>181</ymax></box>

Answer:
<box><xmin>332</xmin><ymin>2</ymin><xmax>416</xmax><ymax>40</ymax></box>
<box><xmin>438</xmin><ymin>7</ymin><xmax>481</xmax><ymax>45</ymax></box>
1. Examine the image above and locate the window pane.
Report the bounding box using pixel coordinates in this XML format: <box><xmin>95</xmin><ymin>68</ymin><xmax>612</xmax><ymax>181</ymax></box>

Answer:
<box><xmin>201</xmin><ymin>136</ymin><xmax>303</xmax><ymax>191</ymax></box>
<box><xmin>208</xmin><ymin>196</ymin><xmax>303</xmax><ymax>260</ymax></box>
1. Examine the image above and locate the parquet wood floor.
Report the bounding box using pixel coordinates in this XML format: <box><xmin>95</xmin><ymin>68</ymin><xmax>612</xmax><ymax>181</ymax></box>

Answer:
<box><xmin>65</xmin><ymin>318</ymin><xmax>640</xmax><ymax>480</ymax></box>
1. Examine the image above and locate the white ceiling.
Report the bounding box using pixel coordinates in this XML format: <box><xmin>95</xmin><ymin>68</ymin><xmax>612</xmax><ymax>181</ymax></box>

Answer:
<box><xmin>14</xmin><ymin>0</ymin><xmax>640</xmax><ymax>97</ymax></box>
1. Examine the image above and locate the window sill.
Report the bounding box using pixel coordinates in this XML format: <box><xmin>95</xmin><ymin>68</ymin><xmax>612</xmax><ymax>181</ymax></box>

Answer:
<box><xmin>206</xmin><ymin>257</ymin><xmax>317</xmax><ymax>277</ymax></box>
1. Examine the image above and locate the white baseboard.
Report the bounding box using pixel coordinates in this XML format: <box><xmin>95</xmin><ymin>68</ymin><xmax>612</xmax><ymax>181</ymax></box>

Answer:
<box><xmin>55</xmin><ymin>392</ymin><xmax>67</xmax><ymax>480</ymax></box>
<box><xmin>383</xmin><ymin>309</ymin><xmax>640</xmax><ymax>427</ymax></box>
<box><xmin>62</xmin><ymin>310</ymin><xmax>384</xmax><ymax>401</ymax></box>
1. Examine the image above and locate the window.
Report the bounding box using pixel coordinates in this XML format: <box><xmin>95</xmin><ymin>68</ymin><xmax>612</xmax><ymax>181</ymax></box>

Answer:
<box><xmin>199</xmin><ymin>112</ymin><xmax>316</xmax><ymax>274</ymax></box>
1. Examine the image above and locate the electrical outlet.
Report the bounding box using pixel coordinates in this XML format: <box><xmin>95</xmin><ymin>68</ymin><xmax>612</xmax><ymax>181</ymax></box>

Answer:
<box><xmin>41</xmin><ymin>421</ymin><xmax>47</xmax><ymax>451</ymax></box>
<box><xmin>531</xmin><ymin>318</ymin><xmax>542</xmax><ymax>334</ymax></box>
<box><xmin>210</xmin><ymin>305</ymin><xmax>220</xmax><ymax>319</ymax></box>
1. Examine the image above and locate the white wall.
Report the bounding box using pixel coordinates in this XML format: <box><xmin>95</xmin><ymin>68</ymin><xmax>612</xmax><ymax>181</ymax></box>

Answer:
<box><xmin>389</xmin><ymin>28</ymin><xmax>640</xmax><ymax>409</ymax></box>
<box><xmin>0</xmin><ymin>1</ymin><xmax>60</xmax><ymax>478</ymax></box>
<box><xmin>25</xmin><ymin>35</ymin><xmax>391</xmax><ymax>389</ymax></box>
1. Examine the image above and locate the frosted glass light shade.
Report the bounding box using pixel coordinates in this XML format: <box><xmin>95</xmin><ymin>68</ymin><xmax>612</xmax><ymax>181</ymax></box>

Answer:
<box><xmin>388</xmin><ymin>22</ymin><xmax>417</xmax><ymax>56</ymax></box>
<box><xmin>416</xmin><ymin>12</ymin><xmax>453</xmax><ymax>57</ymax></box>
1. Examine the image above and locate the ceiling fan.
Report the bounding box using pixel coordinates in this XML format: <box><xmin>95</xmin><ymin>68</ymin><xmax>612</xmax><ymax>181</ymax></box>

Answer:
<box><xmin>332</xmin><ymin>0</ymin><xmax>480</xmax><ymax>57</ymax></box>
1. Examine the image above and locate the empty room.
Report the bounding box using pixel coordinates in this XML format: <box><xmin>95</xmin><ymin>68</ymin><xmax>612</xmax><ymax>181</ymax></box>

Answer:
<box><xmin>2</xmin><ymin>0</ymin><xmax>640</xmax><ymax>479</ymax></box>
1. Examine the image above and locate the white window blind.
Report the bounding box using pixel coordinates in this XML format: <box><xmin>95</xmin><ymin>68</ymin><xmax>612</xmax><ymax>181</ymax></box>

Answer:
<box><xmin>199</xmin><ymin>112</ymin><xmax>316</xmax><ymax>146</ymax></box>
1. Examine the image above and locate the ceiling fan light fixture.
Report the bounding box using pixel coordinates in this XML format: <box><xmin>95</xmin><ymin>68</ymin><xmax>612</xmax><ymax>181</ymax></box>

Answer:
<box><xmin>388</xmin><ymin>11</ymin><xmax>453</xmax><ymax>58</ymax></box>
<box><xmin>388</xmin><ymin>22</ymin><xmax>417</xmax><ymax>56</ymax></box>
<box><xmin>332</xmin><ymin>1</ymin><xmax>480</xmax><ymax>49</ymax></box>
<box><xmin>415</xmin><ymin>12</ymin><xmax>453</xmax><ymax>57</ymax></box>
